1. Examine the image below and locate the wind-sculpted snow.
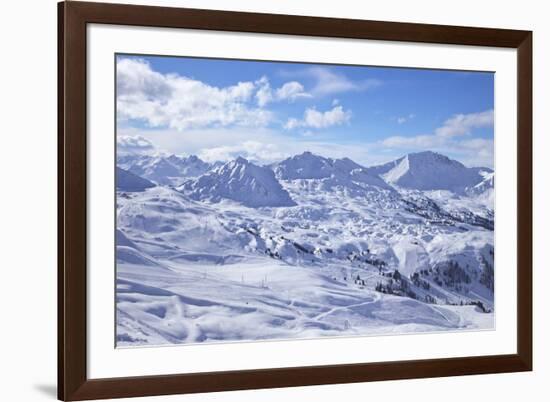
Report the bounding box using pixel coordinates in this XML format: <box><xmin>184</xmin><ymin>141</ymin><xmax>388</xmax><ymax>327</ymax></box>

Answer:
<box><xmin>116</xmin><ymin>151</ymin><xmax>495</xmax><ymax>346</ymax></box>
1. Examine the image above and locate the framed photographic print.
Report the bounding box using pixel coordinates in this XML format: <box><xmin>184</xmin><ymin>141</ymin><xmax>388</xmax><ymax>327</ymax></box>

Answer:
<box><xmin>58</xmin><ymin>1</ymin><xmax>532</xmax><ymax>400</ymax></box>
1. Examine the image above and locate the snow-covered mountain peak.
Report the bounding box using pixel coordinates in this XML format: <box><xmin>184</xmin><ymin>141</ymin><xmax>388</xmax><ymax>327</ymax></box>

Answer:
<box><xmin>179</xmin><ymin>157</ymin><xmax>296</xmax><ymax>208</ymax></box>
<box><xmin>273</xmin><ymin>152</ymin><xmax>334</xmax><ymax>180</ymax></box>
<box><xmin>215</xmin><ymin>156</ymin><xmax>255</xmax><ymax>178</ymax></box>
<box><xmin>407</xmin><ymin>151</ymin><xmax>465</xmax><ymax>169</ymax></box>
<box><xmin>370</xmin><ymin>151</ymin><xmax>492</xmax><ymax>194</ymax></box>
<box><xmin>184</xmin><ymin>155</ymin><xmax>201</xmax><ymax>163</ymax></box>
<box><xmin>232</xmin><ymin>156</ymin><xmax>250</xmax><ymax>166</ymax></box>
<box><xmin>410</xmin><ymin>150</ymin><xmax>452</xmax><ymax>161</ymax></box>
<box><xmin>273</xmin><ymin>152</ymin><xmax>393</xmax><ymax>193</ymax></box>
<box><xmin>118</xmin><ymin>153</ymin><xmax>213</xmax><ymax>185</ymax></box>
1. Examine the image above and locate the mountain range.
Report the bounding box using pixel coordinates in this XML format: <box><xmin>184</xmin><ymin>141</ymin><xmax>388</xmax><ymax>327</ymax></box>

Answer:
<box><xmin>117</xmin><ymin>150</ymin><xmax>493</xmax><ymax>206</ymax></box>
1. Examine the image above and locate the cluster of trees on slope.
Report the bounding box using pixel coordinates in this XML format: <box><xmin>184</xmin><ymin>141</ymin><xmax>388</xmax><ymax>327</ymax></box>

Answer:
<box><xmin>372</xmin><ymin>254</ymin><xmax>494</xmax><ymax>312</ymax></box>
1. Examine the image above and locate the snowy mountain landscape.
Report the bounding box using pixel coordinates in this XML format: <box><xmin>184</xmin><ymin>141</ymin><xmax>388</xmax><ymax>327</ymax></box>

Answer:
<box><xmin>116</xmin><ymin>150</ymin><xmax>495</xmax><ymax>346</ymax></box>
<box><xmin>115</xmin><ymin>55</ymin><xmax>495</xmax><ymax>346</ymax></box>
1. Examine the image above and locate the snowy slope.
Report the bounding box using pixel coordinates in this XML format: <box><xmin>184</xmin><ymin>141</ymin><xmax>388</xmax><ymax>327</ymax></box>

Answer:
<box><xmin>116</xmin><ymin>167</ymin><xmax>155</xmax><ymax>192</ymax></box>
<box><xmin>178</xmin><ymin>157</ymin><xmax>296</xmax><ymax>208</ymax></box>
<box><xmin>466</xmin><ymin>171</ymin><xmax>494</xmax><ymax>196</ymax></box>
<box><xmin>117</xmin><ymin>259</ymin><xmax>492</xmax><ymax>346</ymax></box>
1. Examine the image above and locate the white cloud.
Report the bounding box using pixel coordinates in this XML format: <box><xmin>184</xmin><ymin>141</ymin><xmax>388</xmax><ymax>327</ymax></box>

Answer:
<box><xmin>199</xmin><ymin>141</ymin><xmax>286</xmax><ymax>164</ymax></box>
<box><xmin>116</xmin><ymin>135</ymin><xmax>156</xmax><ymax>154</ymax></box>
<box><xmin>118</xmin><ymin>126</ymin><xmax>380</xmax><ymax>166</ymax></box>
<box><xmin>397</xmin><ymin>113</ymin><xmax>415</xmax><ymax>124</ymax></box>
<box><xmin>117</xmin><ymin>58</ymin><xmax>271</xmax><ymax>130</ymax></box>
<box><xmin>305</xmin><ymin>67</ymin><xmax>382</xmax><ymax>96</ymax></box>
<box><xmin>435</xmin><ymin>110</ymin><xmax>494</xmax><ymax>137</ymax></box>
<box><xmin>382</xmin><ymin>134</ymin><xmax>445</xmax><ymax>149</ymax></box>
<box><xmin>455</xmin><ymin>138</ymin><xmax>494</xmax><ymax>167</ymax></box>
<box><xmin>120</xmin><ymin>124</ymin><xmax>493</xmax><ymax>168</ymax></box>
<box><xmin>254</xmin><ymin>76</ymin><xmax>311</xmax><ymax>107</ymax></box>
<box><xmin>276</xmin><ymin>81</ymin><xmax>311</xmax><ymax>101</ymax></box>
<box><xmin>254</xmin><ymin>76</ymin><xmax>273</xmax><ymax>107</ymax></box>
<box><xmin>285</xmin><ymin>105</ymin><xmax>352</xmax><ymax>130</ymax></box>
<box><xmin>116</xmin><ymin>59</ymin><xmax>172</xmax><ymax>100</ymax></box>
<box><xmin>283</xmin><ymin>119</ymin><xmax>300</xmax><ymax>130</ymax></box>
<box><xmin>198</xmin><ymin>139</ymin><xmax>376</xmax><ymax>166</ymax></box>
<box><xmin>117</xmin><ymin>126</ymin><xmax>280</xmax><ymax>157</ymax></box>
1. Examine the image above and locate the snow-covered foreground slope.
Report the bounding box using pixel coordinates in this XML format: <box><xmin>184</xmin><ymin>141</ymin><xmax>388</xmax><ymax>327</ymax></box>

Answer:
<box><xmin>116</xmin><ymin>149</ymin><xmax>495</xmax><ymax>346</ymax></box>
<box><xmin>117</xmin><ymin>258</ymin><xmax>492</xmax><ymax>345</ymax></box>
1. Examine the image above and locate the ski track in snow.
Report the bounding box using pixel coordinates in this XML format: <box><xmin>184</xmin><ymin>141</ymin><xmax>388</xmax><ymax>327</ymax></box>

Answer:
<box><xmin>313</xmin><ymin>292</ymin><xmax>381</xmax><ymax>321</ymax></box>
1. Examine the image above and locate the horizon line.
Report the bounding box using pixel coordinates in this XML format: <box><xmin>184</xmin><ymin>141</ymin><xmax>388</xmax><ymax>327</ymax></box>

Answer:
<box><xmin>117</xmin><ymin>149</ymin><xmax>494</xmax><ymax>171</ymax></box>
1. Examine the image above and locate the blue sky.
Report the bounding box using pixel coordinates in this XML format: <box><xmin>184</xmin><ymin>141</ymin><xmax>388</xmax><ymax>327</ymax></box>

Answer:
<box><xmin>116</xmin><ymin>54</ymin><xmax>494</xmax><ymax>167</ymax></box>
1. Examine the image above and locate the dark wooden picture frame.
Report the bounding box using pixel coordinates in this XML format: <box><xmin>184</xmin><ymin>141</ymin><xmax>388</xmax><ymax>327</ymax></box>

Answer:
<box><xmin>58</xmin><ymin>1</ymin><xmax>532</xmax><ymax>400</ymax></box>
